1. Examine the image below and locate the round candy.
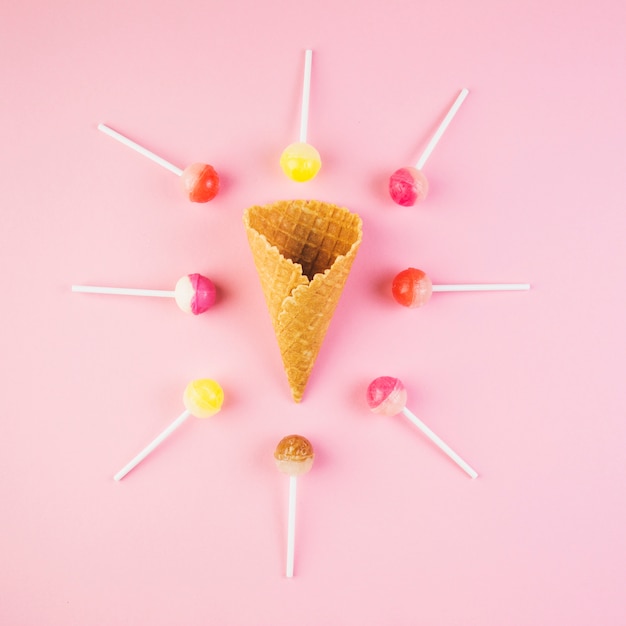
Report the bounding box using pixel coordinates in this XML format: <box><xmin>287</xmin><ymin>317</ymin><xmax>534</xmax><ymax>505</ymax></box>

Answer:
<box><xmin>274</xmin><ymin>434</ymin><xmax>315</xmax><ymax>476</ymax></box>
<box><xmin>388</xmin><ymin>167</ymin><xmax>429</xmax><ymax>206</ymax></box>
<box><xmin>174</xmin><ymin>273</ymin><xmax>216</xmax><ymax>315</ymax></box>
<box><xmin>183</xmin><ymin>379</ymin><xmax>224</xmax><ymax>418</ymax></box>
<box><xmin>280</xmin><ymin>142</ymin><xmax>322</xmax><ymax>182</ymax></box>
<box><xmin>366</xmin><ymin>376</ymin><xmax>407</xmax><ymax>417</ymax></box>
<box><xmin>392</xmin><ymin>268</ymin><xmax>433</xmax><ymax>308</ymax></box>
<box><xmin>180</xmin><ymin>162</ymin><xmax>220</xmax><ymax>203</ymax></box>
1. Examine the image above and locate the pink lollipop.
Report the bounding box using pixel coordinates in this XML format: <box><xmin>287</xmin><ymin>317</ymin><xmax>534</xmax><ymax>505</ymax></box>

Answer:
<box><xmin>392</xmin><ymin>267</ymin><xmax>530</xmax><ymax>308</ymax></box>
<box><xmin>367</xmin><ymin>376</ymin><xmax>478</xmax><ymax>478</ymax></box>
<box><xmin>98</xmin><ymin>123</ymin><xmax>220</xmax><ymax>203</ymax></box>
<box><xmin>389</xmin><ymin>89</ymin><xmax>468</xmax><ymax>206</ymax></box>
<box><xmin>72</xmin><ymin>273</ymin><xmax>216</xmax><ymax>315</ymax></box>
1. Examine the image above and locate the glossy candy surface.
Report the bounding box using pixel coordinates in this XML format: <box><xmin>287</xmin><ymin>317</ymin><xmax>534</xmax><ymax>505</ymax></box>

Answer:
<box><xmin>389</xmin><ymin>167</ymin><xmax>429</xmax><ymax>206</ymax></box>
<box><xmin>280</xmin><ymin>142</ymin><xmax>321</xmax><ymax>182</ymax></box>
<box><xmin>183</xmin><ymin>379</ymin><xmax>224</xmax><ymax>418</ymax></box>
<box><xmin>180</xmin><ymin>163</ymin><xmax>220</xmax><ymax>202</ymax></box>
<box><xmin>366</xmin><ymin>376</ymin><xmax>407</xmax><ymax>417</ymax></box>
<box><xmin>174</xmin><ymin>273</ymin><xmax>216</xmax><ymax>315</ymax></box>
<box><xmin>274</xmin><ymin>434</ymin><xmax>315</xmax><ymax>476</ymax></box>
<box><xmin>392</xmin><ymin>268</ymin><xmax>433</xmax><ymax>308</ymax></box>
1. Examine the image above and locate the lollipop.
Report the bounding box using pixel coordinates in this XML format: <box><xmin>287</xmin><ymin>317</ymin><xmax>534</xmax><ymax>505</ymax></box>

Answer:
<box><xmin>392</xmin><ymin>267</ymin><xmax>530</xmax><ymax>308</ymax></box>
<box><xmin>367</xmin><ymin>377</ymin><xmax>477</xmax><ymax>478</ymax></box>
<box><xmin>114</xmin><ymin>378</ymin><xmax>224</xmax><ymax>481</ymax></box>
<box><xmin>280</xmin><ymin>49</ymin><xmax>321</xmax><ymax>182</ymax></box>
<box><xmin>72</xmin><ymin>273</ymin><xmax>216</xmax><ymax>315</ymax></box>
<box><xmin>274</xmin><ymin>435</ymin><xmax>315</xmax><ymax>577</ymax></box>
<box><xmin>389</xmin><ymin>88</ymin><xmax>469</xmax><ymax>206</ymax></box>
<box><xmin>98</xmin><ymin>123</ymin><xmax>220</xmax><ymax>202</ymax></box>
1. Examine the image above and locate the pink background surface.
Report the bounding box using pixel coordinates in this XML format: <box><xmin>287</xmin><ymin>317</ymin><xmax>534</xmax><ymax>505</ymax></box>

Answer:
<box><xmin>1</xmin><ymin>1</ymin><xmax>625</xmax><ymax>624</ymax></box>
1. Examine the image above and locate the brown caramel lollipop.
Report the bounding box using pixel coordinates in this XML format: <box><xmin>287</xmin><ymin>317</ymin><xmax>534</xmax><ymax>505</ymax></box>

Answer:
<box><xmin>274</xmin><ymin>435</ymin><xmax>315</xmax><ymax>577</ymax></box>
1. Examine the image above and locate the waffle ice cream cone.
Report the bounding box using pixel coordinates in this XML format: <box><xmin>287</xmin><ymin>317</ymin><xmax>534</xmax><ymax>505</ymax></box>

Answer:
<box><xmin>243</xmin><ymin>199</ymin><xmax>363</xmax><ymax>402</ymax></box>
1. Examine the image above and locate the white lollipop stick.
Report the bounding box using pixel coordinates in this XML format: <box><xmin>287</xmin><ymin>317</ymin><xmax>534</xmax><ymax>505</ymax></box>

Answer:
<box><xmin>415</xmin><ymin>88</ymin><xmax>469</xmax><ymax>170</ymax></box>
<box><xmin>432</xmin><ymin>282</ymin><xmax>531</xmax><ymax>292</ymax></box>
<box><xmin>114</xmin><ymin>409</ymin><xmax>191</xmax><ymax>481</ymax></box>
<box><xmin>401</xmin><ymin>406</ymin><xmax>478</xmax><ymax>479</ymax></box>
<box><xmin>72</xmin><ymin>285</ymin><xmax>175</xmax><ymax>298</ymax></box>
<box><xmin>299</xmin><ymin>49</ymin><xmax>313</xmax><ymax>143</ymax></box>
<box><xmin>98</xmin><ymin>123</ymin><xmax>183</xmax><ymax>176</ymax></box>
<box><xmin>286</xmin><ymin>474</ymin><xmax>297</xmax><ymax>578</ymax></box>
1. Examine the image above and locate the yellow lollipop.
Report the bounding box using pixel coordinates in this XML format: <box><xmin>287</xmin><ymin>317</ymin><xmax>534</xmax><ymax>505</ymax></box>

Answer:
<box><xmin>280</xmin><ymin>49</ymin><xmax>321</xmax><ymax>182</ymax></box>
<box><xmin>114</xmin><ymin>378</ymin><xmax>224</xmax><ymax>480</ymax></box>
<box><xmin>183</xmin><ymin>378</ymin><xmax>224</xmax><ymax>418</ymax></box>
<box><xmin>280</xmin><ymin>142</ymin><xmax>321</xmax><ymax>182</ymax></box>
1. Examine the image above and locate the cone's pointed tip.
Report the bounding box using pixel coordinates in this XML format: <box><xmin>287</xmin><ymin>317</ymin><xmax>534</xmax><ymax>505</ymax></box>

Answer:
<box><xmin>291</xmin><ymin>390</ymin><xmax>304</xmax><ymax>403</ymax></box>
<box><xmin>288</xmin><ymin>380</ymin><xmax>306</xmax><ymax>402</ymax></box>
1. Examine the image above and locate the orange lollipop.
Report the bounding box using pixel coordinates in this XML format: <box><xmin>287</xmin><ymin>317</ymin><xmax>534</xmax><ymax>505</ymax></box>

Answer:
<box><xmin>98</xmin><ymin>123</ymin><xmax>220</xmax><ymax>202</ymax></box>
<box><xmin>392</xmin><ymin>267</ymin><xmax>530</xmax><ymax>308</ymax></box>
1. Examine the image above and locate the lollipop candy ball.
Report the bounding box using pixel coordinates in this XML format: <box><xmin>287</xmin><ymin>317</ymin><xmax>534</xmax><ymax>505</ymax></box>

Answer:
<box><xmin>366</xmin><ymin>376</ymin><xmax>407</xmax><ymax>417</ymax></box>
<box><xmin>274</xmin><ymin>435</ymin><xmax>315</xmax><ymax>476</ymax></box>
<box><xmin>280</xmin><ymin>142</ymin><xmax>322</xmax><ymax>182</ymax></box>
<box><xmin>389</xmin><ymin>167</ymin><xmax>429</xmax><ymax>206</ymax></box>
<box><xmin>180</xmin><ymin>162</ymin><xmax>220</xmax><ymax>203</ymax></box>
<box><xmin>174</xmin><ymin>273</ymin><xmax>216</xmax><ymax>315</ymax></box>
<box><xmin>392</xmin><ymin>268</ymin><xmax>433</xmax><ymax>308</ymax></box>
<box><xmin>183</xmin><ymin>379</ymin><xmax>224</xmax><ymax>418</ymax></box>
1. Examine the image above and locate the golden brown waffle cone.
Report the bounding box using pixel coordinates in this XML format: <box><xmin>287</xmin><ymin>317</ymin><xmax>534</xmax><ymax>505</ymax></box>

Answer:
<box><xmin>243</xmin><ymin>199</ymin><xmax>363</xmax><ymax>402</ymax></box>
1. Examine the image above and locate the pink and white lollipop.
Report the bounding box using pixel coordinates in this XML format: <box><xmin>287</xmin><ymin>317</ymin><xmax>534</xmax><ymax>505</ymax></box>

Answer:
<box><xmin>98</xmin><ymin>123</ymin><xmax>220</xmax><ymax>203</ymax></box>
<box><xmin>72</xmin><ymin>273</ymin><xmax>216</xmax><ymax>315</ymax></box>
<box><xmin>392</xmin><ymin>267</ymin><xmax>530</xmax><ymax>308</ymax></box>
<box><xmin>367</xmin><ymin>376</ymin><xmax>477</xmax><ymax>478</ymax></box>
<box><xmin>389</xmin><ymin>89</ymin><xmax>468</xmax><ymax>206</ymax></box>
